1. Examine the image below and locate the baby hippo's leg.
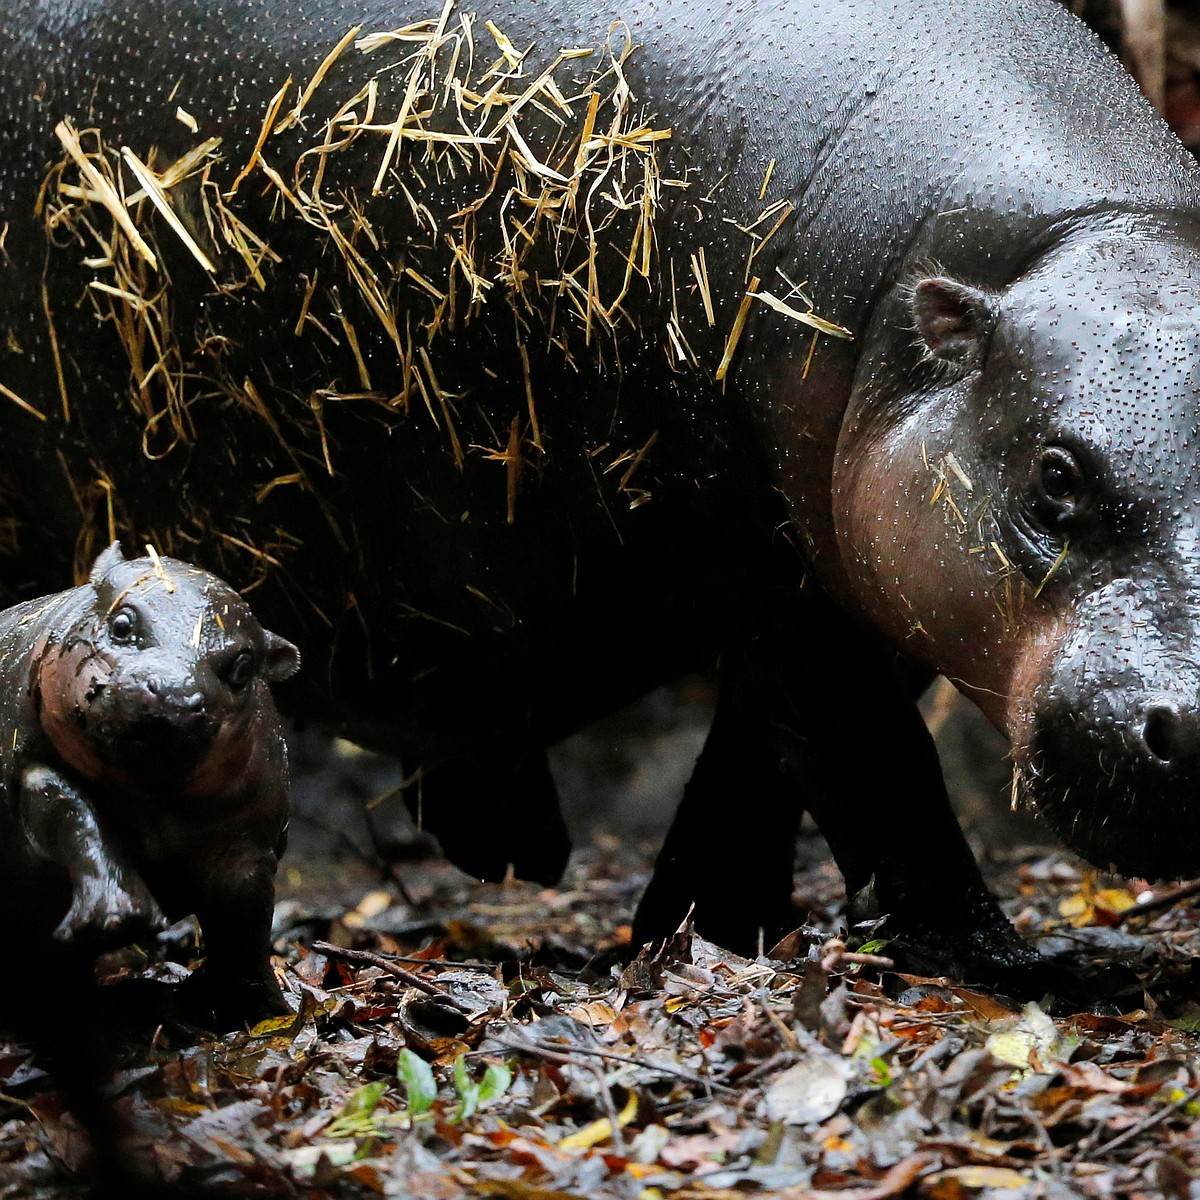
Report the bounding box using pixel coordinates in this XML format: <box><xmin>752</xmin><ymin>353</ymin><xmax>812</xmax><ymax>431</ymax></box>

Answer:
<box><xmin>19</xmin><ymin>765</ymin><xmax>166</xmax><ymax>946</ymax></box>
<box><xmin>186</xmin><ymin>838</ymin><xmax>287</xmax><ymax>1027</ymax></box>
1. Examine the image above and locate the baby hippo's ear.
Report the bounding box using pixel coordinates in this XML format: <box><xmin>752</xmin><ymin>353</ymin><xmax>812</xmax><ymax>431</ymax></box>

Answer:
<box><xmin>89</xmin><ymin>541</ymin><xmax>128</xmax><ymax>585</ymax></box>
<box><xmin>263</xmin><ymin>632</ymin><xmax>301</xmax><ymax>683</ymax></box>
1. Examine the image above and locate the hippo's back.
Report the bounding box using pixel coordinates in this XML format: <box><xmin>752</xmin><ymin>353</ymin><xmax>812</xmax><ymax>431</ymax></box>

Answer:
<box><xmin>632</xmin><ymin>0</ymin><xmax>1200</xmax><ymax>304</ymax></box>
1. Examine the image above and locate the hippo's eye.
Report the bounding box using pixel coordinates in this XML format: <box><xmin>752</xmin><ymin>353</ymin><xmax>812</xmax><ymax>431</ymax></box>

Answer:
<box><xmin>109</xmin><ymin>607</ymin><xmax>138</xmax><ymax>644</ymax></box>
<box><xmin>1033</xmin><ymin>446</ymin><xmax>1085</xmax><ymax>518</ymax></box>
<box><xmin>225</xmin><ymin>650</ymin><xmax>256</xmax><ymax>691</ymax></box>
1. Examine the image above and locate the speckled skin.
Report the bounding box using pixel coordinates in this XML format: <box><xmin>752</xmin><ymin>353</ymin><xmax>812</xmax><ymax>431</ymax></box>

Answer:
<box><xmin>0</xmin><ymin>543</ymin><xmax>300</xmax><ymax>1023</ymax></box>
<box><xmin>2</xmin><ymin>0</ymin><xmax>1200</xmax><ymax>982</ymax></box>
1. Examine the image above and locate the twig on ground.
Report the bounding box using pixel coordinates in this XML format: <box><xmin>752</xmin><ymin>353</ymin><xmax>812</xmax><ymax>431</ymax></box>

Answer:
<box><xmin>311</xmin><ymin>939</ymin><xmax>478</xmax><ymax>1015</ymax></box>
<box><xmin>492</xmin><ymin>1033</ymin><xmax>738</xmax><ymax>1095</ymax></box>
<box><xmin>1080</xmin><ymin>1084</ymin><xmax>1200</xmax><ymax>1161</ymax></box>
<box><xmin>1116</xmin><ymin>880</ymin><xmax>1200</xmax><ymax>924</ymax></box>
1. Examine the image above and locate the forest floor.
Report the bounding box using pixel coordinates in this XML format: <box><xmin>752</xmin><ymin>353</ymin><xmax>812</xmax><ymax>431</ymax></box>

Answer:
<box><xmin>3</xmin><ymin>770</ymin><xmax>1200</xmax><ymax>1199</ymax></box>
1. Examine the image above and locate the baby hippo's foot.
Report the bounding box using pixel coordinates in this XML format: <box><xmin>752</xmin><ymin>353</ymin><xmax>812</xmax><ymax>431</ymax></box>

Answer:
<box><xmin>178</xmin><ymin>961</ymin><xmax>290</xmax><ymax>1032</ymax></box>
<box><xmin>54</xmin><ymin>869</ymin><xmax>167</xmax><ymax>949</ymax></box>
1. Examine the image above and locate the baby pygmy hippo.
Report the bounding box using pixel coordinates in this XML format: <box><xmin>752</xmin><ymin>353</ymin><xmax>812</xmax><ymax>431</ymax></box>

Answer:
<box><xmin>0</xmin><ymin>543</ymin><xmax>300</xmax><ymax>1025</ymax></box>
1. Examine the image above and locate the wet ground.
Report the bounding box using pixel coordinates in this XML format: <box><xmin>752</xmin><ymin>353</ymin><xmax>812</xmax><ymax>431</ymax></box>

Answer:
<box><xmin>5</xmin><ymin>680</ymin><xmax>1198</xmax><ymax>1198</ymax></box>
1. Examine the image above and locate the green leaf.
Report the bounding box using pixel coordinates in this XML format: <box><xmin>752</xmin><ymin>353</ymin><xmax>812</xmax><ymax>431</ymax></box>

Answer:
<box><xmin>342</xmin><ymin>1079</ymin><xmax>387</xmax><ymax>1118</ymax></box>
<box><xmin>869</xmin><ymin>1056</ymin><xmax>892</xmax><ymax>1088</ymax></box>
<box><xmin>478</xmin><ymin>1062</ymin><xmax>513</xmax><ymax>1105</ymax></box>
<box><xmin>453</xmin><ymin>1054</ymin><xmax>471</xmax><ymax>1096</ymax></box>
<box><xmin>326</xmin><ymin>1079</ymin><xmax>388</xmax><ymax>1138</ymax></box>
<box><xmin>396</xmin><ymin>1049</ymin><xmax>437</xmax><ymax>1116</ymax></box>
<box><xmin>450</xmin><ymin>1055</ymin><xmax>479</xmax><ymax>1124</ymax></box>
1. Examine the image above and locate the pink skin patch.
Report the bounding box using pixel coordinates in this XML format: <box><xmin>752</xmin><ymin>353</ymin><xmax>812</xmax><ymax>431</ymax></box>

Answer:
<box><xmin>35</xmin><ymin>638</ymin><xmax>112</xmax><ymax>786</ymax></box>
<box><xmin>34</xmin><ymin>634</ymin><xmax>265</xmax><ymax>799</ymax></box>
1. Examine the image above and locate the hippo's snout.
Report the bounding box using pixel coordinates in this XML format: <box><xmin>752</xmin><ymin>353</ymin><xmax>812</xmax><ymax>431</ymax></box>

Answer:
<box><xmin>142</xmin><ymin>675</ymin><xmax>208</xmax><ymax>715</ymax></box>
<box><xmin>1139</xmin><ymin>698</ymin><xmax>1200</xmax><ymax>765</ymax></box>
<box><xmin>1018</xmin><ymin>596</ymin><xmax>1200</xmax><ymax>881</ymax></box>
<box><xmin>81</xmin><ymin>659</ymin><xmax>225</xmax><ymax>774</ymax></box>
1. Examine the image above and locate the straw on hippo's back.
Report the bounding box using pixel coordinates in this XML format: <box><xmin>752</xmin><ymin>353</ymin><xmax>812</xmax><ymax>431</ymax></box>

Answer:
<box><xmin>0</xmin><ymin>543</ymin><xmax>299</xmax><ymax>1025</ymax></box>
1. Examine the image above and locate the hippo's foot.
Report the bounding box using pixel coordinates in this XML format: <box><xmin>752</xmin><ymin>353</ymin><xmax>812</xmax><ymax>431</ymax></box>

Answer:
<box><xmin>886</xmin><ymin>923</ymin><xmax>1142</xmax><ymax>1007</ymax></box>
<box><xmin>54</xmin><ymin>870</ymin><xmax>167</xmax><ymax>950</ymax></box>
<box><xmin>178</xmin><ymin>961</ymin><xmax>289</xmax><ymax>1031</ymax></box>
<box><xmin>633</xmin><ymin>863</ymin><xmax>797</xmax><ymax>957</ymax></box>
<box><xmin>864</xmin><ymin>882</ymin><xmax>1142</xmax><ymax>1005</ymax></box>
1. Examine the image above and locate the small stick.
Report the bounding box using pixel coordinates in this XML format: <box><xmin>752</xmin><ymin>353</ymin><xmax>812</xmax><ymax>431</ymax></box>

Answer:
<box><xmin>1116</xmin><ymin>879</ymin><xmax>1200</xmax><ymax>924</ymax></box>
<box><xmin>1081</xmin><ymin>1084</ymin><xmax>1200</xmax><ymax>1160</ymax></box>
<box><xmin>589</xmin><ymin>1063</ymin><xmax>628</xmax><ymax>1156</ymax></box>
<box><xmin>310</xmin><ymin>940</ymin><xmax>478</xmax><ymax>1015</ymax></box>
<box><xmin>494</xmin><ymin>1034</ymin><xmax>738</xmax><ymax>1095</ymax></box>
<box><xmin>715</xmin><ymin>276</ymin><xmax>760</xmax><ymax>382</ymax></box>
<box><xmin>819</xmin><ymin>937</ymin><xmax>895</xmax><ymax>973</ymax></box>
<box><xmin>0</xmin><ymin>381</ymin><xmax>46</xmax><ymax>422</ymax></box>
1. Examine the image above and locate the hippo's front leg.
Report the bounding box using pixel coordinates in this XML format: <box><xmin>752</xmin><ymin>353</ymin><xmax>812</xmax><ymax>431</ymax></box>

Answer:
<box><xmin>635</xmin><ymin>585</ymin><xmax>1050</xmax><ymax>991</ymax></box>
<box><xmin>19</xmin><ymin>764</ymin><xmax>165</xmax><ymax>947</ymax></box>
<box><xmin>182</xmin><ymin>836</ymin><xmax>287</xmax><ymax>1027</ymax></box>
<box><xmin>632</xmin><ymin>641</ymin><xmax>805</xmax><ymax>954</ymax></box>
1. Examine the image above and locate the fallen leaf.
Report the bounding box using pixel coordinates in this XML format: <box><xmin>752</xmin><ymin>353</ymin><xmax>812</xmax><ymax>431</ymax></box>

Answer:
<box><xmin>557</xmin><ymin>1090</ymin><xmax>638</xmax><ymax>1149</ymax></box>
<box><xmin>985</xmin><ymin>1003</ymin><xmax>1075</xmax><ymax>1073</ymax></box>
<box><xmin>763</xmin><ymin>1048</ymin><xmax>851</xmax><ymax>1125</ymax></box>
<box><xmin>920</xmin><ymin>1165</ymin><xmax>1032</xmax><ymax>1198</ymax></box>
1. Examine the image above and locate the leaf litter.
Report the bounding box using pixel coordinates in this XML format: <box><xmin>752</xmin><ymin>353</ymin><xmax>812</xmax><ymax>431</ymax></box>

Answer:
<box><xmin>3</xmin><ymin>832</ymin><xmax>1200</xmax><ymax>1198</ymax></box>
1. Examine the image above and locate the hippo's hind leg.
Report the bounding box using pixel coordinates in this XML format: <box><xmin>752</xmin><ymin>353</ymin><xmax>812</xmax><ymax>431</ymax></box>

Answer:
<box><xmin>633</xmin><ymin>584</ymin><xmax>1049</xmax><ymax>990</ymax></box>
<box><xmin>18</xmin><ymin>764</ymin><xmax>165</xmax><ymax>947</ymax></box>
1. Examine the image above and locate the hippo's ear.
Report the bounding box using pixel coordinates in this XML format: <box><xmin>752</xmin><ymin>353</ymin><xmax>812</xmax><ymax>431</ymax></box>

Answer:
<box><xmin>910</xmin><ymin>276</ymin><xmax>996</xmax><ymax>365</ymax></box>
<box><xmin>263</xmin><ymin>632</ymin><xmax>301</xmax><ymax>683</ymax></box>
<box><xmin>88</xmin><ymin>541</ymin><xmax>128</xmax><ymax>585</ymax></box>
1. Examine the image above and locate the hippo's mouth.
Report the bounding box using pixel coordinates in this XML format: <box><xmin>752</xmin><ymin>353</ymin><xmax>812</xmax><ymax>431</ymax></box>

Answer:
<box><xmin>85</xmin><ymin>711</ymin><xmax>220</xmax><ymax>782</ymax></box>
<box><xmin>1015</xmin><ymin>720</ymin><xmax>1200</xmax><ymax>883</ymax></box>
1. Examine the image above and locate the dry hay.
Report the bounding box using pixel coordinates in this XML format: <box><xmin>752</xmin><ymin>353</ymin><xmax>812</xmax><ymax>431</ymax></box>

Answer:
<box><xmin>36</xmin><ymin>0</ymin><xmax>852</xmax><ymax>570</ymax></box>
<box><xmin>920</xmin><ymin>441</ymin><xmax>1061</xmax><ymax>631</ymax></box>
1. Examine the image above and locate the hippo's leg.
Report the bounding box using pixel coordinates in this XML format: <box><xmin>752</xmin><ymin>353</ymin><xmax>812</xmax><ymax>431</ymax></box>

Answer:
<box><xmin>19</xmin><ymin>765</ymin><xmax>165</xmax><ymax>947</ymax></box>
<box><xmin>405</xmin><ymin>745</ymin><xmax>572</xmax><ymax>885</ymax></box>
<box><xmin>633</xmin><ymin>585</ymin><xmax>1047</xmax><ymax>988</ymax></box>
<box><xmin>777</xmin><ymin>626</ymin><xmax>1045</xmax><ymax>987</ymax></box>
<box><xmin>632</xmin><ymin>653</ymin><xmax>804</xmax><ymax>954</ymax></box>
<box><xmin>184</xmin><ymin>839</ymin><xmax>287</xmax><ymax>1027</ymax></box>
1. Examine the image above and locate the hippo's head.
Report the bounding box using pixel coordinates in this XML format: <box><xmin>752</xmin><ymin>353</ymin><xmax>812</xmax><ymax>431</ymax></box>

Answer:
<box><xmin>35</xmin><ymin>542</ymin><xmax>300</xmax><ymax>795</ymax></box>
<box><xmin>834</xmin><ymin>216</ymin><xmax>1200</xmax><ymax>880</ymax></box>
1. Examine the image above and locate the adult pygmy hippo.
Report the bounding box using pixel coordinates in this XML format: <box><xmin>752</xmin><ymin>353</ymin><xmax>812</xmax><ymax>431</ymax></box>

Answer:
<box><xmin>0</xmin><ymin>543</ymin><xmax>300</xmax><ymax>1023</ymax></box>
<box><xmin>3</xmin><ymin>0</ymin><xmax>1200</xmax><ymax>988</ymax></box>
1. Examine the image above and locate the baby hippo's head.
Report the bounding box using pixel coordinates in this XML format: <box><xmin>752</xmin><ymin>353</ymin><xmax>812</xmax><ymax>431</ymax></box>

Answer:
<box><xmin>36</xmin><ymin>543</ymin><xmax>300</xmax><ymax>795</ymax></box>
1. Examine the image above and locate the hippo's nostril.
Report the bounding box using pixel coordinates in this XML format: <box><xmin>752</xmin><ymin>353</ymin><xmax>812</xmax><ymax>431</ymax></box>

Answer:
<box><xmin>1142</xmin><ymin>706</ymin><xmax>1179</xmax><ymax>763</ymax></box>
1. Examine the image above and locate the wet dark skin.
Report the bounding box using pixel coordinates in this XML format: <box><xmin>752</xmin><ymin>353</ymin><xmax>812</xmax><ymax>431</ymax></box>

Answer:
<box><xmin>0</xmin><ymin>543</ymin><xmax>300</xmax><ymax>1027</ymax></box>
<box><xmin>4</xmin><ymin>0</ymin><xmax>1200</xmax><ymax>994</ymax></box>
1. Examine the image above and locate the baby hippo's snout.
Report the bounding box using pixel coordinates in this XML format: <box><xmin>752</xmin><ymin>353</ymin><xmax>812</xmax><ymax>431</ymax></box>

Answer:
<box><xmin>31</xmin><ymin>542</ymin><xmax>300</xmax><ymax>795</ymax></box>
<box><xmin>90</xmin><ymin>656</ymin><xmax>224</xmax><ymax>771</ymax></box>
<box><xmin>140</xmin><ymin>671</ymin><xmax>208</xmax><ymax>718</ymax></box>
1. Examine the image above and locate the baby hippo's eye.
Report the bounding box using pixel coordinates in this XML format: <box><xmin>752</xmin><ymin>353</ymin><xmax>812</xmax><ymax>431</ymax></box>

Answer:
<box><xmin>224</xmin><ymin>650</ymin><xmax>256</xmax><ymax>691</ymax></box>
<box><xmin>109</xmin><ymin>607</ymin><xmax>138</xmax><ymax>644</ymax></box>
